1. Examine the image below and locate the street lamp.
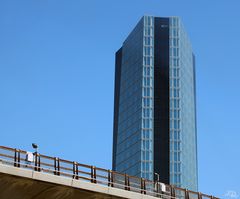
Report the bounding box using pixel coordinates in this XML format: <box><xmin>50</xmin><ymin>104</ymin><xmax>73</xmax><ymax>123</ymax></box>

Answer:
<box><xmin>154</xmin><ymin>172</ymin><xmax>160</xmax><ymax>182</ymax></box>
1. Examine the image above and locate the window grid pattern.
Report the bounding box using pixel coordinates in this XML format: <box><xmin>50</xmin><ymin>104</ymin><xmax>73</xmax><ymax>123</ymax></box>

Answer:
<box><xmin>169</xmin><ymin>17</ymin><xmax>198</xmax><ymax>191</ymax></box>
<box><xmin>169</xmin><ymin>17</ymin><xmax>181</xmax><ymax>187</ymax></box>
<box><xmin>141</xmin><ymin>16</ymin><xmax>154</xmax><ymax>181</ymax></box>
<box><xmin>115</xmin><ymin>18</ymin><xmax>144</xmax><ymax>176</ymax></box>
<box><xmin>179</xmin><ymin>19</ymin><xmax>198</xmax><ymax>191</ymax></box>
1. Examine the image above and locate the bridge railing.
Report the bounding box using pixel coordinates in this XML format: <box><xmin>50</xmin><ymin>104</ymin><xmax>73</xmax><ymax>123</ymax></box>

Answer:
<box><xmin>0</xmin><ymin>146</ymin><xmax>218</xmax><ymax>199</ymax></box>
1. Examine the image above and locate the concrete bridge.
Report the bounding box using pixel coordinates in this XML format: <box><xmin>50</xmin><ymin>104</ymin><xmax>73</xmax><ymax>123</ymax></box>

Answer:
<box><xmin>0</xmin><ymin>146</ymin><xmax>218</xmax><ymax>199</ymax></box>
<box><xmin>0</xmin><ymin>163</ymin><xmax>162</xmax><ymax>199</ymax></box>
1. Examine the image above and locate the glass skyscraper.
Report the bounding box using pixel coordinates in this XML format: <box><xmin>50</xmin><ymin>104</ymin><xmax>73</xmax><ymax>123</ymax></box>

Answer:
<box><xmin>112</xmin><ymin>16</ymin><xmax>198</xmax><ymax>191</ymax></box>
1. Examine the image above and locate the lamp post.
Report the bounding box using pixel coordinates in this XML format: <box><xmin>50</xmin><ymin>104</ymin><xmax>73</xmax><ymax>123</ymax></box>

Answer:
<box><xmin>154</xmin><ymin>172</ymin><xmax>160</xmax><ymax>182</ymax></box>
<box><xmin>154</xmin><ymin>173</ymin><xmax>160</xmax><ymax>193</ymax></box>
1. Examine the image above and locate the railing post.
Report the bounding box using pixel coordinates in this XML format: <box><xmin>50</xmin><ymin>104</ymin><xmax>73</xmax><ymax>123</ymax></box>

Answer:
<box><xmin>185</xmin><ymin>189</ymin><xmax>190</xmax><ymax>199</ymax></box>
<box><xmin>155</xmin><ymin>182</ymin><xmax>160</xmax><ymax>193</ymax></box>
<box><xmin>73</xmin><ymin>161</ymin><xmax>75</xmax><ymax>179</ymax></box>
<box><xmin>141</xmin><ymin>178</ymin><xmax>146</xmax><ymax>194</ymax></box>
<box><xmin>73</xmin><ymin>161</ymin><xmax>78</xmax><ymax>179</ymax></box>
<box><xmin>34</xmin><ymin>153</ymin><xmax>37</xmax><ymax>171</ymax></box>
<box><xmin>17</xmin><ymin>150</ymin><xmax>20</xmax><ymax>167</ymax></box>
<box><xmin>54</xmin><ymin>157</ymin><xmax>57</xmax><ymax>175</ymax></box>
<box><xmin>111</xmin><ymin>170</ymin><xmax>114</xmax><ymax>187</ymax></box>
<box><xmin>171</xmin><ymin>185</ymin><xmax>176</xmax><ymax>198</ymax></box>
<box><xmin>156</xmin><ymin>182</ymin><xmax>163</xmax><ymax>197</ymax></box>
<box><xmin>124</xmin><ymin>174</ymin><xmax>130</xmax><ymax>191</ymax></box>
<box><xmin>198</xmin><ymin>192</ymin><xmax>202</xmax><ymax>199</ymax></box>
<box><xmin>37</xmin><ymin>154</ymin><xmax>41</xmax><ymax>171</ymax></box>
<box><xmin>14</xmin><ymin>149</ymin><xmax>20</xmax><ymax>167</ymax></box>
<box><xmin>108</xmin><ymin>170</ymin><xmax>113</xmax><ymax>187</ymax></box>
<box><xmin>125</xmin><ymin>174</ymin><xmax>127</xmax><ymax>190</ymax></box>
<box><xmin>57</xmin><ymin>158</ymin><xmax>60</xmax><ymax>175</ymax></box>
<box><xmin>76</xmin><ymin>162</ymin><xmax>79</xmax><ymax>179</ymax></box>
<box><xmin>91</xmin><ymin>166</ymin><xmax>96</xmax><ymax>183</ymax></box>
<box><xmin>34</xmin><ymin>153</ymin><xmax>40</xmax><ymax>171</ymax></box>
<box><xmin>54</xmin><ymin>157</ymin><xmax>60</xmax><ymax>175</ymax></box>
<box><xmin>14</xmin><ymin>149</ymin><xmax>17</xmax><ymax>167</ymax></box>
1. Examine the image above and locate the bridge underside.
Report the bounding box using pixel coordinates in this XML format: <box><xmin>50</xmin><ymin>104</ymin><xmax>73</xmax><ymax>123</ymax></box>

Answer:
<box><xmin>0</xmin><ymin>173</ymin><xmax>122</xmax><ymax>199</ymax></box>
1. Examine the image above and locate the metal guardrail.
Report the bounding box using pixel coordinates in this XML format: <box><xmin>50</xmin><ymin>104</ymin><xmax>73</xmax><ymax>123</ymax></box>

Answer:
<box><xmin>0</xmin><ymin>146</ymin><xmax>218</xmax><ymax>199</ymax></box>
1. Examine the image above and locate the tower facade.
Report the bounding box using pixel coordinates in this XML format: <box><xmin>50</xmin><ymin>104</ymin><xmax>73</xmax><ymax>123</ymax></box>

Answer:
<box><xmin>112</xmin><ymin>16</ymin><xmax>198</xmax><ymax>191</ymax></box>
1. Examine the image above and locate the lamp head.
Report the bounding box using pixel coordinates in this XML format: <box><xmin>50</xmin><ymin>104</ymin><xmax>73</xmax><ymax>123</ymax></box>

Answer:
<box><xmin>32</xmin><ymin>143</ymin><xmax>38</xmax><ymax>149</ymax></box>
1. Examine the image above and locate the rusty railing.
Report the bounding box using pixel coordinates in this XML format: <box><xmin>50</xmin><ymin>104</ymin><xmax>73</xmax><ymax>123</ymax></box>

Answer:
<box><xmin>0</xmin><ymin>146</ymin><xmax>218</xmax><ymax>199</ymax></box>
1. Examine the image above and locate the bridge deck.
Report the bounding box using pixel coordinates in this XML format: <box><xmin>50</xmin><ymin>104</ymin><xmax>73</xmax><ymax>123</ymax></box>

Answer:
<box><xmin>0</xmin><ymin>163</ymin><xmax>161</xmax><ymax>199</ymax></box>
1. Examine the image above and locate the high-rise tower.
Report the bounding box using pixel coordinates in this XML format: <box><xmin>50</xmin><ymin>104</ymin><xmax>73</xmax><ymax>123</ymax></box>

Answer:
<box><xmin>112</xmin><ymin>16</ymin><xmax>198</xmax><ymax>191</ymax></box>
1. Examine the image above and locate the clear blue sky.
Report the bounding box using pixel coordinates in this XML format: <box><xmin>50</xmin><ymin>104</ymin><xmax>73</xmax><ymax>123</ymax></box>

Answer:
<box><xmin>0</xmin><ymin>0</ymin><xmax>239</xmax><ymax>198</ymax></box>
